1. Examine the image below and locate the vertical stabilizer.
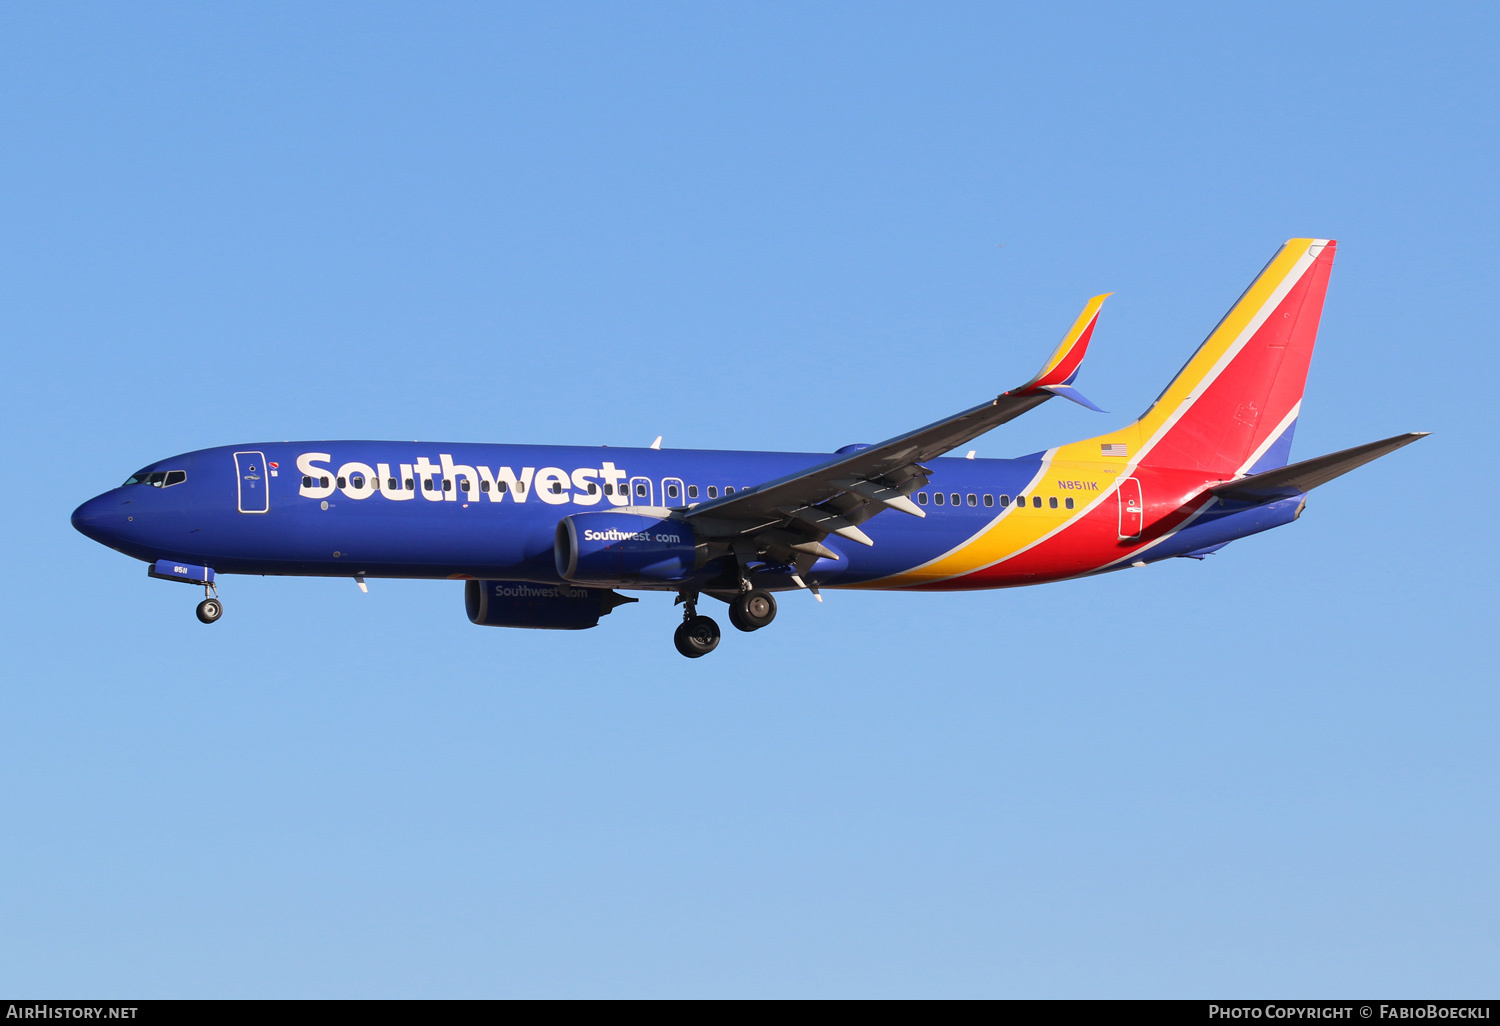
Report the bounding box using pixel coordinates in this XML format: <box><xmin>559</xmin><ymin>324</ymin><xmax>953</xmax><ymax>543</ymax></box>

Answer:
<box><xmin>1079</xmin><ymin>238</ymin><xmax>1336</xmax><ymax>475</ymax></box>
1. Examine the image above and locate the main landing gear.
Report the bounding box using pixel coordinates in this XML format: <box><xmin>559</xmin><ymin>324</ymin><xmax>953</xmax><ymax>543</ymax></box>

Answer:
<box><xmin>673</xmin><ymin>586</ymin><xmax>780</xmax><ymax>657</ymax></box>
<box><xmin>728</xmin><ymin>588</ymin><xmax>776</xmax><ymax>632</ymax></box>
<box><xmin>673</xmin><ymin>592</ymin><xmax>720</xmax><ymax>658</ymax></box>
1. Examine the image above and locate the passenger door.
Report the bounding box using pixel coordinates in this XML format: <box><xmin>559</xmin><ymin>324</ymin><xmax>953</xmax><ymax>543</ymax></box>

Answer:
<box><xmin>1117</xmin><ymin>476</ymin><xmax>1142</xmax><ymax>540</ymax></box>
<box><xmin>235</xmin><ymin>451</ymin><xmax>270</xmax><ymax>513</ymax></box>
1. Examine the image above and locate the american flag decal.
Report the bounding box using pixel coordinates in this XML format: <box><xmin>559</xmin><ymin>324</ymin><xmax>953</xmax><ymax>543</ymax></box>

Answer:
<box><xmin>1100</xmin><ymin>443</ymin><xmax>1127</xmax><ymax>457</ymax></box>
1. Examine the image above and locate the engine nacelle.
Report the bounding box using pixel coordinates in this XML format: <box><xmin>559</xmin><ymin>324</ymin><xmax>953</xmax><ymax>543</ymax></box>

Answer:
<box><xmin>465</xmin><ymin>579</ymin><xmax>634</xmax><ymax>630</ymax></box>
<box><xmin>555</xmin><ymin>511</ymin><xmax>703</xmax><ymax>585</ymax></box>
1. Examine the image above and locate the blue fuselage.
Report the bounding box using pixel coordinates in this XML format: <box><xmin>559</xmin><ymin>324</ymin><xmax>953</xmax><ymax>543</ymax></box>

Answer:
<box><xmin>71</xmin><ymin>442</ymin><xmax>1049</xmax><ymax>588</ymax></box>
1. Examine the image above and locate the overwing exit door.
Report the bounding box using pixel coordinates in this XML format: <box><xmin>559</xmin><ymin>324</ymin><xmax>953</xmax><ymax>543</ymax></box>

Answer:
<box><xmin>628</xmin><ymin>476</ymin><xmax>654</xmax><ymax>506</ymax></box>
<box><xmin>1117</xmin><ymin>476</ymin><xmax>1142</xmax><ymax>540</ymax></box>
<box><xmin>235</xmin><ymin>451</ymin><xmax>270</xmax><ymax>513</ymax></box>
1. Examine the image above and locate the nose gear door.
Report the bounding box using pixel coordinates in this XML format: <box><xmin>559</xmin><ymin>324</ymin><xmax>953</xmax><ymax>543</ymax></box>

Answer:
<box><xmin>235</xmin><ymin>451</ymin><xmax>270</xmax><ymax>513</ymax></box>
<box><xmin>1117</xmin><ymin>476</ymin><xmax>1142</xmax><ymax>540</ymax></box>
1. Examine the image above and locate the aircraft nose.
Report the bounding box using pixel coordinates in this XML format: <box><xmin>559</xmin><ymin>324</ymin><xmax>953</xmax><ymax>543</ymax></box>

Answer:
<box><xmin>71</xmin><ymin>492</ymin><xmax>122</xmax><ymax>544</ymax></box>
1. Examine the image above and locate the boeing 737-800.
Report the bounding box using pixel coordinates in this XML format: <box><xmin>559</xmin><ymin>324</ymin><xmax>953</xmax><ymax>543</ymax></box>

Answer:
<box><xmin>72</xmin><ymin>238</ymin><xmax>1425</xmax><ymax>657</ymax></box>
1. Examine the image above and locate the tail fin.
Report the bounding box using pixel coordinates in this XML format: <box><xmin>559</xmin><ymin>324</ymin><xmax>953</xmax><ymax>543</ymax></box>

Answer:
<box><xmin>1092</xmin><ymin>238</ymin><xmax>1336</xmax><ymax>475</ymax></box>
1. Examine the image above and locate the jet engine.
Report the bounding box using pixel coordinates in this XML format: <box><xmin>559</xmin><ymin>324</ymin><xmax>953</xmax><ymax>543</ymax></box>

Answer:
<box><xmin>464</xmin><ymin>579</ymin><xmax>635</xmax><ymax>630</ymax></box>
<box><xmin>554</xmin><ymin>511</ymin><xmax>705</xmax><ymax>586</ymax></box>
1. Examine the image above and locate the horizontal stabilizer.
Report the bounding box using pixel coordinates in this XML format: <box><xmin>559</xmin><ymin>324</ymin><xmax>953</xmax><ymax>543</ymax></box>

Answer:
<box><xmin>1210</xmin><ymin>432</ymin><xmax>1429</xmax><ymax>502</ymax></box>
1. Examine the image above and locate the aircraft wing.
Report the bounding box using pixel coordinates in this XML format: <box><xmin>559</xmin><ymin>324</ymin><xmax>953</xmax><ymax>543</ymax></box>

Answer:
<box><xmin>683</xmin><ymin>295</ymin><xmax>1111</xmax><ymax>564</ymax></box>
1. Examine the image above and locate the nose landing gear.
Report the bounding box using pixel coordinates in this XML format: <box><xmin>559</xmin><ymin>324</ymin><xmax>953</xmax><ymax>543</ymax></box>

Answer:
<box><xmin>195</xmin><ymin>581</ymin><xmax>223</xmax><ymax>624</ymax></box>
<box><xmin>147</xmin><ymin>561</ymin><xmax>223</xmax><ymax>624</ymax></box>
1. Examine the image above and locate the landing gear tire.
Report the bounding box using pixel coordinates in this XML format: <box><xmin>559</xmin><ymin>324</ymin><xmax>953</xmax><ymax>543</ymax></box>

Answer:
<box><xmin>196</xmin><ymin>598</ymin><xmax>223</xmax><ymax>624</ymax></box>
<box><xmin>728</xmin><ymin>589</ymin><xmax>777</xmax><ymax>632</ymax></box>
<box><xmin>674</xmin><ymin>615</ymin><xmax>720</xmax><ymax>658</ymax></box>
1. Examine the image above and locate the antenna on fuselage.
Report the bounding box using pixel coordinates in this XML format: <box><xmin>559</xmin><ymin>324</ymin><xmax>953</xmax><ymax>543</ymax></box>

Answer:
<box><xmin>650</xmin><ymin>436</ymin><xmax>662</xmax><ymax>450</ymax></box>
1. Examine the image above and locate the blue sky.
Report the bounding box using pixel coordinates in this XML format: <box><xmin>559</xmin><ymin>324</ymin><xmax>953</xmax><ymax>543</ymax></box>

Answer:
<box><xmin>2</xmin><ymin>2</ymin><xmax>1496</xmax><ymax>997</ymax></box>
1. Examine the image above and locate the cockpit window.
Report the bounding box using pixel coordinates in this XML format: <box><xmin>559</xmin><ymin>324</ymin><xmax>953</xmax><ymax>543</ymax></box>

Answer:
<box><xmin>123</xmin><ymin>469</ymin><xmax>185</xmax><ymax>487</ymax></box>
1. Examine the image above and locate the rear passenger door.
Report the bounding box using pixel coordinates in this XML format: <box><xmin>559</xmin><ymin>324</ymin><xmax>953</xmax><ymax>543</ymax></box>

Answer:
<box><xmin>1117</xmin><ymin>477</ymin><xmax>1142</xmax><ymax>540</ymax></box>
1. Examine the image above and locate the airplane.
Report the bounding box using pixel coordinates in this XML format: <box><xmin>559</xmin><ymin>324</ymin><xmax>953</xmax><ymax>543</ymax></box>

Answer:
<box><xmin>72</xmin><ymin>238</ymin><xmax>1426</xmax><ymax>658</ymax></box>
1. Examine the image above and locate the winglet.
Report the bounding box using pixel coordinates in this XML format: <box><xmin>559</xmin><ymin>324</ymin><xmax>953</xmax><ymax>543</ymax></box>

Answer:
<box><xmin>1015</xmin><ymin>293</ymin><xmax>1111</xmax><ymax>410</ymax></box>
<box><xmin>1037</xmin><ymin>384</ymin><xmax>1107</xmax><ymax>413</ymax></box>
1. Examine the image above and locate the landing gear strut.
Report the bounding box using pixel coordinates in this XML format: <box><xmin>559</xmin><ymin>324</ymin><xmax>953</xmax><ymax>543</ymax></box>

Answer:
<box><xmin>195</xmin><ymin>582</ymin><xmax>222</xmax><ymax>624</ymax></box>
<box><xmin>728</xmin><ymin>588</ymin><xmax>776</xmax><ymax>632</ymax></box>
<box><xmin>673</xmin><ymin>591</ymin><xmax>720</xmax><ymax>658</ymax></box>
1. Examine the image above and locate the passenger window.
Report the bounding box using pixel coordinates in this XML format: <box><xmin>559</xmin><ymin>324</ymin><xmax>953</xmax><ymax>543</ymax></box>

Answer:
<box><xmin>444</xmin><ymin>480</ymin><xmax>453</xmax><ymax>492</ymax></box>
<box><xmin>551</xmin><ymin>482</ymin><xmax>563</xmax><ymax>493</ymax></box>
<box><xmin>351</xmin><ymin>475</ymin><xmax>364</xmax><ymax>488</ymax></box>
<box><xmin>667</xmin><ymin>484</ymin><xmax>679</xmax><ymax>499</ymax></box>
<box><xmin>498</xmin><ymin>481</ymin><xmax>508</xmax><ymax>492</ymax></box>
<box><xmin>917</xmin><ymin>492</ymin><xmax>928</xmax><ymax>505</ymax></box>
<box><xmin>688</xmin><ymin>485</ymin><xmax>698</xmax><ymax>499</ymax></box>
<box><xmin>934</xmin><ymin>492</ymin><xmax>945</xmax><ymax>506</ymax></box>
<box><xmin>635</xmin><ymin>483</ymin><xmax>647</xmax><ymax>497</ymax></box>
<box><xmin>588</xmin><ymin>483</ymin><xmax>598</xmax><ymax>495</ymax></box>
<box><xmin>321</xmin><ymin>476</ymin><xmax>330</xmax><ymax>488</ymax></box>
<box><xmin>164</xmin><ymin>471</ymin><xmax>186</xmax><ymax>486</ymax></box>
<box><xmin>1049</xmin><ymin>496</ymin><xmax>1058</xmax><ymax>509</ymax></box>
<box><xmin>516</xmin><ymin>482</ymin><xmax>526</xmax><ymax>493</ymax></box>
<box><xmin>707</xmin><ymin>486</ymin><xmax>718</xmax><ymax>498</ymax></box>
<box><xmin>303</xmin><ymin>476</ymin><xmax>313</xmax><ymax>488</ymax></box>
<box><xmin>950</xmin><ymin>493</ymin><xmax>960</xmax><ymax>506</ymax></box>
<box><xmin>481</xmin><ymin>480</ymin><xmax>490</xmax><ymax>492</ymax></box>
<box><xmin>1032</xmin><ymin>496</ymin><xmax>1042</xmax><ymax>508</ymax></box>
<box><xmin>967</xmin><ymin>493</ymin><xmax>977</xmax><ymax>506</ymax></box>
<box><xmin>1000</xmin><ymin>495</ymin><xmax>1010</xmax><ymax>507</ymax></box>
<box><xmin>725</xmin><ymin>486</ymin><xmax>735</xmax><ymax>495</ymax></box>
<box><xmin>1065</xmin><ymin>497</ymin><xmax>1074</xmax><ymax>509</ymax></box>
<box><xmin>337</xmin><ymin>477</ymin><xmax>347</xmax><ymax>488</ymax></box>
<box><xmin>424</xmin><ymin>479</ymin><xmax>433</xmax><ymax>491</ymax></box>
<box><xmin>405</xmin><ymin>478</ymin><xmax>414</xmax><ymax>490</ymax></box>
<box><xmin>983</xmin><ymin>494</ymin><xmax>993</xmax><ymax>507</ymax></box>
